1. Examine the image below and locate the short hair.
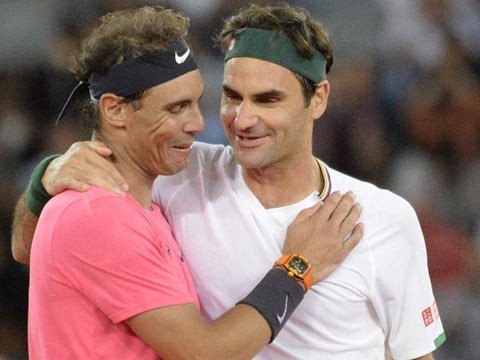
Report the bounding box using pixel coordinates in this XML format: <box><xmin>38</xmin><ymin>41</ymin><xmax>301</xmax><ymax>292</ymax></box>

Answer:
<box><xmin>71</xmin><ymin>6</ymin><xmax>190</xmax><ymax>129</ymax></box>
<box><xmin>217</xmin><ymin>4</ymin><xmax>334</xmax><ymax>106</ymax></box>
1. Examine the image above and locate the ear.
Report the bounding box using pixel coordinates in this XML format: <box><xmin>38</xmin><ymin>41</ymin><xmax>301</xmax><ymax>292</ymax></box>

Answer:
<box><xmin>99</xmin><ymin>93</ymin><xmax>128</xmax><ymax>128</ymax></box>
<box><xmin>311</xmin><ymin>80</ymin><xmax>330</xmax><ymax>120</ymax></box>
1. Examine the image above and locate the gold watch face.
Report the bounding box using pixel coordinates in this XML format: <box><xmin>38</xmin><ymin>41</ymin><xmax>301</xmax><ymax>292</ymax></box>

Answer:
<box><xmin>288</xmin><ymin>256</ymin><xmax>309</xmax><ymax>274</ymax></box>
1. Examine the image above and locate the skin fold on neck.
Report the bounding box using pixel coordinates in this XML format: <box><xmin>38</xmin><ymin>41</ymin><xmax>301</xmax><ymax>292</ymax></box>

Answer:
<box><xmin>242</xmin><ymin>155</ymin><xmax>324</xmax><ymax>209</ymax></box>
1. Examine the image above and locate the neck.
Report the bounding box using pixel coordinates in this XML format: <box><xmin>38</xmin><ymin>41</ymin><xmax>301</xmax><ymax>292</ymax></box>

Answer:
<box><xmin>242</xmin><ymin>156</ymin><xmax>324</xmax><ymax>209</ymax></box>
<box><xmin>94</xmin><ymin>133</ymin><xmax>154</xmax><ymax>210</ymax></box>
<box><xmin>119</xmin><ymin>168</ymin><xmax>154</xmax><ymax>210</ymax></box>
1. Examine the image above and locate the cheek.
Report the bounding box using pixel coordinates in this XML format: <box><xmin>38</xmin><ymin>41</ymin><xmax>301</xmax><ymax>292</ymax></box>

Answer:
<box><xmin>220</xmin><ymin>100</ymin><xmax>236</xmax><ymax>125</ymax></box>
<box><xmin>148</xmin><ymin>116</ymin><xmax>176</xmax><ymax>137</ymax></box>
<box><xmin>152</xmin><ymin>129</ymin><xmax>177</xmax><ymax>150</ymax></box>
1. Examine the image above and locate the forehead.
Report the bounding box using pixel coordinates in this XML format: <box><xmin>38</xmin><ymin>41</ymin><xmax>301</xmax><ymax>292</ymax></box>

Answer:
<box><xmin>146</xmin><ymin>69</ymin><xmax>204</xmax><ymax>103</ymax></box>
<box><xmin>223</xmin><ymin>57</ymin><xmax>300</xmax><ymax>92</ymax></box>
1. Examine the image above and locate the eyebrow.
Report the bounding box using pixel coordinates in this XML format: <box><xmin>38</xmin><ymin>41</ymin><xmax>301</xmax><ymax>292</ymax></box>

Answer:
<box><xmin>222</xmin><ymin>85</ymin><xmax>238</xmax><ymax>96</ymax></box>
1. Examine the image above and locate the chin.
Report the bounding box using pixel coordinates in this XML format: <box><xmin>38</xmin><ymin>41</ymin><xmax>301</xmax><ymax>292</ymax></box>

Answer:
<box><xmin>233</xmin><ymin>153</ymin><xmax>258</xmax><ymax>169</ymax></box>
<box><xmin>168</xmin><ymin>160</ymin><xmax>190</xmax><ymax>175</ymax></box>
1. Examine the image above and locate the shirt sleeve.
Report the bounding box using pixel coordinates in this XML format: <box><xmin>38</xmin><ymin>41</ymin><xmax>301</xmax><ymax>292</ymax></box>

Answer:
<box><xmin>369</xmin><ymin>197</ymin><xmax>446</xmax><ymax>359</ymax></box>
<box><xmin>50</xmin><ymin>191</ymin><xmax>197</xmax><ymax>323</ymax></box>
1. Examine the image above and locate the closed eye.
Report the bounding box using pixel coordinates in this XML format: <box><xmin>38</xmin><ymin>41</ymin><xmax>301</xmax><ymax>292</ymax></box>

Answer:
<box><xmin>255</xmin><ymin>96</ymin><xmax>281</xmax><ymax>104</ymax></box>
<box><xmin>254</xmin><ymin>90</ymin><xmax>285</xmax><ymax>105</ymax></box>
<box><xmin>168</xmin><ymin>102</ymin><xmax>189</xmax><ymax>114</ymax></box>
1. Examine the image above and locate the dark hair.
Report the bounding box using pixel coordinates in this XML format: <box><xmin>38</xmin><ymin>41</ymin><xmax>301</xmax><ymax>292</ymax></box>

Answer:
<box><xmin>72</xmin><ymin>6</ymin><xmax>190</xmax><ymax>129</ymax></box>
<box><xmin>217</xmin><ymin>3</ymin><xmax>334</xmax><ymax>106</ymax></box>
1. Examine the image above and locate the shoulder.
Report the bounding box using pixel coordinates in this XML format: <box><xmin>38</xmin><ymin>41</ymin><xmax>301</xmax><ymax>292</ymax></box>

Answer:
<box><xmin>43</xmin><ymin>187</ymin><xmax>152</xmax><ymax>239</ymax></box>
<box><xmin>325</xmin><ymin>164</ymin><xmax>422</xmax><ymax>249</ymax></box>
<box><xmin>153</xmin><ymin>142</ymin><xmax>234</xmax><ymax>200</ymax></box>
<box><xmin>325</xmin><ymin>168</ymin><xmax>431</xmax><ymax>281</ymax></box>
<box><xmin>46</xmin><ymin>186</ymin><xmax>135</xmax><ymax>218</ymax></box>
<box><xmin>189</xmin><ymin>141</ymin><xmax>232</xmax><ymax>171</ymax></box>
<box><xmin>41</xmin><ymin>188</ymin><xmax>162</xmax><ymax>258</ymax></box>
<box><xmin>326</xmin><ymin>164</ymin><xmax>416</xmax><ymax>219</ymax></box>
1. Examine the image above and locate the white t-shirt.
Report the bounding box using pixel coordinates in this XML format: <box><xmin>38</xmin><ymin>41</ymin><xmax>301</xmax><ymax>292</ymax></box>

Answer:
<box><xmin>153</xmin><ymin>142</ymin><xmax>445</xmax><ymax>360</ymax></box>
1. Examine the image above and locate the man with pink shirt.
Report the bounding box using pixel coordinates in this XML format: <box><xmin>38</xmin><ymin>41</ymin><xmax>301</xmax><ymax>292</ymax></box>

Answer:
<box><xmin>14</xmin><ymin>5</ymin><xmax>362</xmax><ymax>359</ymax></box>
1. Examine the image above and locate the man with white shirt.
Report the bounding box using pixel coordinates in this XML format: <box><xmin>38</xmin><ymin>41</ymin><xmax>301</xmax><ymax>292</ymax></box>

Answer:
<box><xmin>11</xmin><ymin>3</ymin><xmax>445</xmax><ymax>359</ymax></box>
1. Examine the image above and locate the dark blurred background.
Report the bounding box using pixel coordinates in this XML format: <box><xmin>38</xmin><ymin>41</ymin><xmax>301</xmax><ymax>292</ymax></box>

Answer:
<box><xmin>1</xmin><ymin>1</ymin><xmax>479</xmax><ymax>359</ymax></box>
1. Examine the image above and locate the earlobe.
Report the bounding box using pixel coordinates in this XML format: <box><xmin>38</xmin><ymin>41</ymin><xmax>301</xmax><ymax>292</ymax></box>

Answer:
<box><xmin>312</xmin><ymin>80</ymin><xmax>330</xmax><ymax>119</ymax></box>
<box><xmin>99</xmin><ymin>93</ymin><xmax>127</xmax><ymax>127</ymax></box>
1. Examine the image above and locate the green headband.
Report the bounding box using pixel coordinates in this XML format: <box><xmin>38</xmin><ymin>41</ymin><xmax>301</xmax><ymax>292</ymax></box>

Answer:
<box><xmin>224</xmin><ymin>27</ymin><xmax>327</xmax><ymax>83</ymax></box>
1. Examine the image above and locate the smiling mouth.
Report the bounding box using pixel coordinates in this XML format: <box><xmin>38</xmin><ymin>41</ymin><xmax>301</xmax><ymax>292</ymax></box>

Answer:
<box><xmin>237</xmin><ymin>134</ymin><xmax>261</xmax><ymax>141</ymax></box>
<box><xmin>235</xmin><ymin>134</ymin><xmax>266</xmax><ymax>148</ymax></box>
<box><xmin>173</xmin><ymin>143</ymin><xmax>193</xmax><ymax>150</ymax></box>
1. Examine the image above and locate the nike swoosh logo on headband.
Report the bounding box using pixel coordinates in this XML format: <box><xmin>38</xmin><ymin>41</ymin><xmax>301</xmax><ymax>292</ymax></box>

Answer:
<box><xmin>175</xmin><ymin>47</ymin><xmax>190</xmax><ymax>64</ymax></box>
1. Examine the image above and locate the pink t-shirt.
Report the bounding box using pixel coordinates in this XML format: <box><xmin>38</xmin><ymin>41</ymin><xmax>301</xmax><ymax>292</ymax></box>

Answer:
<box><xmin>28</xmin><ymin>187</ymin><xmax>199</xmax><ymax>359</ymax></box>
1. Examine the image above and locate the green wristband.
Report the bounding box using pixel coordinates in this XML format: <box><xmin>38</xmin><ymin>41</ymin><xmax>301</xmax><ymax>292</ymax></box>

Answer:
<box><xmin>25</xmin><ymin>154</ymin><xmax>60</xmax><ymax>216</ymax></box>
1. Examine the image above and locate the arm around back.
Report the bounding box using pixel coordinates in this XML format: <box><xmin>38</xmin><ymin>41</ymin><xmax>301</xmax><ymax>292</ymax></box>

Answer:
<box><xmin>10</xmin><ymin>154</ymin><xmax>58</xmax><ymax>264</ymax></box>
<box><xmin>11</xmin><ymin>192</ymin><xmax>38</xmax><ymax>264</ymax></box>
<box><xmin>10</xmin><ymin>141</ymin><xmax>125</xmax><ymax>264</ymax></box>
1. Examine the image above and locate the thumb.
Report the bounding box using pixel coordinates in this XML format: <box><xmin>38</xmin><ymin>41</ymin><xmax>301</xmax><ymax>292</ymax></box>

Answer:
<box><xmin>88</xmin><ymin>141</ymin><xmax>113</xmax><ymax>157</ymax></box>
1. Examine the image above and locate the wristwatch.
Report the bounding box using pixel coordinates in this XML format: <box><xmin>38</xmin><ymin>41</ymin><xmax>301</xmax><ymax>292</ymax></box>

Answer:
<box><xmin>274</xmin><ymin>254</ymin><xmax>313</xmax><ymax>292</ymax></box>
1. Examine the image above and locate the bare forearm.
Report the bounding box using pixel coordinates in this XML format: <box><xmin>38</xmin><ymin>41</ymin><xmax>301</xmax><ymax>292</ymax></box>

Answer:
<box><xmin>202</xmin><ymin>304</ymin><xmax>271</xmax><ymax>359</ymax></box>
<box><xmin>11</xmin><ymin>192</ymin><xmax>38</xmax><ymax>264</ymax></box>
<box><xmin>127</xmin><ymin>269</ymin><xmax>307</xmax><ymax>359</ymax></box>
<box><xmin>127</xmin><ymin>303</ymin><xmax>271</xmax><ymax>360</ymax></box>
<box><xmin>180</xmin><ymin>304</ymin><xmax>271</xmax><ymax>360</ymax></box>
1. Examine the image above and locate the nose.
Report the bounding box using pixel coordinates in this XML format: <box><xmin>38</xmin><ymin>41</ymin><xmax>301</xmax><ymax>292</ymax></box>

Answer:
<box><xmin>185</xmin><ymin>103</ymin><xmax>206</xmax><ymax>133</ymax></box>
<box><xmin>234</xmin><ymin>101</ymin><xmax>258</xmax><ymax>130</ymax></box>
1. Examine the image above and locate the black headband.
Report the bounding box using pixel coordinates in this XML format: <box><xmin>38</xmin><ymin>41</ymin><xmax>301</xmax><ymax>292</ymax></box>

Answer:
<box><xmin>56</xmin><ymin>39</ymin><xmax>197</xmax><ymax>123</ymax></box>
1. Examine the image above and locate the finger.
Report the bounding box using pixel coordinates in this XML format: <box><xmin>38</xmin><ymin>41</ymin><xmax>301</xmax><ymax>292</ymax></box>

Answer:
<box><xmin>291</xmin><ymin>202</ymin><xmax>323</xmax><ymax>224</ymax></box>
<box><xmin>74</xmin><ymin>162</ymin><xmax>128</xmax><ymax>194</ymax></box>
<box><xmin>88</xmin><ymin>141</ymin><xmax>113</xmax><ymax>156</ymax></box>
<box><xmin>84</xmin><ymin>176</ymin><xmax>127</xmax><ymax>195</ymax></box>
<box><xmin>50</xmin><ymin>142</ymin><xmax>128</xmax><ymax>195</ymax></box>
<box><xmin>338</xmin><ymin>202</ymin><xmax>362</xmax><ymax>238</ymax></box>
<box><xmin>313</xmin><ymin>191</ymin><xmax>343</xmax><ymax>221</ymax></box>
<box><xmin>84</xmin><ymin>154</ymin><xmax>116</xmax><ymax>173</ymax></box>
<box><xmin>70</xmin><ymin>141</ymin><xmax>111</xmax><ymax>162</ymax></box>
<box><xmin>73</xmin><ymin>144</ymin><xmax>128</xmax><ymax>193</ymax></box>
<box><xmin>343</xmin><ymin>222</ymin><xmax>364</xmax><ymax>253</ymax></box>
<box><xmin>55</xmin><ymin>178</ymin><xmax>91</xmax><ymax>193</ymax></box>
<box><xmin>328</xmin><ymin>191</ymin><xmax>355</xmax><ymax>225</ymax></box>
